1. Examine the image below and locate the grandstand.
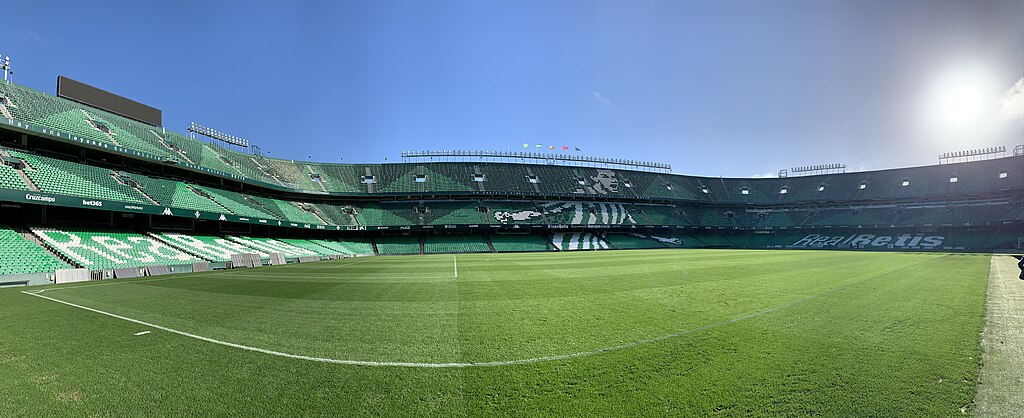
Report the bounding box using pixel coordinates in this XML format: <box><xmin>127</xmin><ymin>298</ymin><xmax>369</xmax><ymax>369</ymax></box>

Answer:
<box><xmin>0</xmin><ymin>78</ymin><xmax>1020</xmax><ymax>284</ymax></box>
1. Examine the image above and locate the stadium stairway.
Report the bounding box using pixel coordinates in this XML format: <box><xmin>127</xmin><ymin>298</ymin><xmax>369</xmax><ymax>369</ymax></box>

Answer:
<box><xmin>0</xmin><ymin>226</ymin><xmax>72</xmax><ymax>277</ymax></box>
<box><xmin>150</xmin><ymin>130</ymin><xmax>196</xmax><ymax>165</ymax></box>
<box><xmin>12</xmin><ymin>225</ymin><xmax>83</xmax><ymax>268</ymax></box>
<box><xmin>112</xmin><ymin>172</ymin><xmax>160</xmax><ymax>205</ymax></box>
<box><xmin>185</xmin><ymin>184</ymin><xmax>235</xmax><ymax>215</ymax></box>
<box><xmin>0</xmin><ymin>148</ymin><xmax>39</xmax><ymax>191</ymax></box>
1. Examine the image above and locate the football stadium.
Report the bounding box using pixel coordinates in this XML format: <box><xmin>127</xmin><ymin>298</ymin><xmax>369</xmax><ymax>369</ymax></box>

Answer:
<box><xmin>2</xmin><ymin>1</ymin><xmax>1024</xmax><ymax>417</ymax></box>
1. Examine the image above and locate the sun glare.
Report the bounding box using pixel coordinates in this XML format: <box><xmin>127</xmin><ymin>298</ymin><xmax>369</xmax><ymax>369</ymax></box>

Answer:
<box><xmin>921</xmin><ymin>64</ymin><xmax>999</xmax><ymax>138</ymax></box>
<box><xmin>940</xmin><ymin>85</ymin><xmax>984</xmax><ymax>127</ymax></box>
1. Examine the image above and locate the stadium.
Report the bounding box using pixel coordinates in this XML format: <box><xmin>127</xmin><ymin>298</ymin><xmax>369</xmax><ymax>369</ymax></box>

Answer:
<box><xmin>2</xmin><ymin>2</ymin><xmax>1024</xmax><ymax>416</ymax></box>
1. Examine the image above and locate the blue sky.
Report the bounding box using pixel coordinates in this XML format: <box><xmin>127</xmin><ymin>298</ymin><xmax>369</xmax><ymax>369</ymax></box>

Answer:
<box><xmin>3</xmin><ymin>0</ymin><xmax>1023</xmax><ymax>177</ymax></box>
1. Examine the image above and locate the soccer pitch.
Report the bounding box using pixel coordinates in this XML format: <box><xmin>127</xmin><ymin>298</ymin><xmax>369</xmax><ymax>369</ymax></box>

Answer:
<box><xmin>0</xmin><ymin>250</ymin><xmax>992</xmax><ymax>416</ymax></box>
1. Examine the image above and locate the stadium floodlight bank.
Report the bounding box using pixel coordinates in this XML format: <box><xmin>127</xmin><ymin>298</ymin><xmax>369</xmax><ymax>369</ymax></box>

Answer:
<box><xmin>188</xmin><ymin>122</ymin><xmax>250</xmax><ymax>149</ymax></box>
<box><xmin>401</xmin><ymin>150</ymin><xmax>672</xmax><ymax>173</ymax></box>
<box><xmin>1</xmin><ymin>54</ymin><xmax>10</xmax><ymax>82</ymax></box>
<box><xmin>939</xmin><ymin>146</ymin><xmax>1007</xmax><ymax>164</ymax></box>
<box><xmin>787</xmin><ymin>163</ymin><xmax>847</xmax><ymax>176</ymax></box>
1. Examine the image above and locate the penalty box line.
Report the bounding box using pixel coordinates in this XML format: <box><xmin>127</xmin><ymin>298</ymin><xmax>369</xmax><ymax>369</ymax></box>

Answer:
<box><xmin>16</xmin><ymin>257</ymin><xmax>922</xmax><ymax>369</ymax></box>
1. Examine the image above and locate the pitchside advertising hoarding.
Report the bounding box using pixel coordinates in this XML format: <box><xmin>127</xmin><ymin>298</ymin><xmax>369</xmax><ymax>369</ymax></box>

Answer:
<box><xmin>788</xmin><ymin>233</ymin><xmax>945</xmax><ymax>249</ymax></box>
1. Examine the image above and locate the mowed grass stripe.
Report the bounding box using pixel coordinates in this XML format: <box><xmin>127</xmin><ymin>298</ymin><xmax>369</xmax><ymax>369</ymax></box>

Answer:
<box><xmin>20</xmin><ymin>252</ymin><xmax>918</xmax><ymax>367</ymax></box>
<box><xmin>24</xmin><ymin>250</ymin><xmax>961</xmax><ymax>365</ymax></box>
<box><xmin>2</xmin><ymin>250</ymin><xmax>990</xmax><ymax>416</ymax></box>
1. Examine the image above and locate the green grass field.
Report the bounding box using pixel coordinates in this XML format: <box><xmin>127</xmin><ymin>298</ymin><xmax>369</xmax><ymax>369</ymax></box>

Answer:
<box><xmin>0</xmin><ymin>250</ymin><xmax>992</xmax><ymax>416</ymax></box>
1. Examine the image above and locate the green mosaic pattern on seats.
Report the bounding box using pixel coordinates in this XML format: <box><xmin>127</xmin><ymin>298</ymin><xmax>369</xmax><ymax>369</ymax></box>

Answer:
<box><xmin>551</xmin><ymin>232</ymin><xmax>608</xmax><ymax>251</ymax></box>
<box><xmin>424</xmin><ymin>235</ymin><xmax>490</xmax><ymax>253</ymax></box>
<box><xmin>645</xmin><ymin>233</ymin><xmax>688</xmax><ymax>248</ymax></box>
<box><xmin>33</xmin><ymin>228</ymin><xmax>200</xmax><ymax>270</ymax></box>
<box><xmin>224</xmin><ymin>236</ymin><xmax>322</xmax><ymax>258</ymax></box>
<box><xmin>10</xmin><ymin>151</ymin><xmax>147</xmax><ymax>204</ymax></box>
<box><xmin>489</xmin><ymin>234</ymin><xmax>552</xmax><ymax>252</ymax></box>
<box><xmin>0</xmin><ymin>162</ymin><xmax>28</xmax><ymax>190</ymax></box>
<box><xmin>157</xmin><ymin>233</ymin><xmax>263</xmax><ymax>262</ymax></box>
<box><xmin>276</xmin><ymin>239</ymin><xmax>343</xmax><ymax>256</ymax></box>
<box><xmin>0</xmin><ymin>227</ymin><xmax>71</xmax><ymax>275</ymax></box>
<box><xmin>604</xmin><ymin>233</ymin><xmax>668</xmax><ymax>249</ymax></box>
<box><xmin>307</xmin><ymin>238</ymin><xmax>375</xmax><ymax>255</ymax></box>
<box><xmin>486</xmin><ymin>201</ymin><xmax>549</xmax><ymax>225</ymax></box>
<box><xmin>375</xmin><ymin>236</ymin><xmax>421</xmax><ymax>255</ymax></box>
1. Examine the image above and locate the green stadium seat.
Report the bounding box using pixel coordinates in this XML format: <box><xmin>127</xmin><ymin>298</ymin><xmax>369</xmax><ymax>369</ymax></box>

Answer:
<box><xmin>375</xmin><ymin>236</ymin><xmax>421</xmax><ymax>255</ymax></box>
<box><xmin>489</xmin><ymin>234</ymin><xmax>553</xmax><ymax>252</ymax></box>
<box><xmin>0</xmin><ymin>226</ymin><xmax>71</xmax><ymax>275</ymax></box>
<box><xmin>424</xmin><ymin>235</ymin><xmax>491</xmax><ymax>253</ymax></box>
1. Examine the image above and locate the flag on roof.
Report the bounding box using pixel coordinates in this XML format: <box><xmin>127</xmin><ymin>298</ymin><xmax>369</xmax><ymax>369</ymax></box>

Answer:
<box><xmin>523</xmin><ymin>143</ymin><xmax>528</xmax><ymax>149</ymax></box>
<box><xmin>536</xmin><ymin>144</ymin><xmax>542</xmax><ymax>148</ymax></box>
<box><xmin>562</xmin><ymin>146</ymin><xmax>569</xmax><ymax>151</ymax></box>
<box><xmin>574</xmin><ymin>147</ymin><xmax>581</xmax><ymax>152</ymax></box>
<box><xmin>549</xmin><ymin>145</ymin><xmax>555</xmax><ymax>150</ymax></box>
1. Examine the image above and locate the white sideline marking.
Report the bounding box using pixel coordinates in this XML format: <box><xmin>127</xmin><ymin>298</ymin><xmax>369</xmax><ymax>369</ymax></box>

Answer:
<box><xmin>453</xmin><ymin>255</ymin><xmax>458</xmax><ymax>278</ymax></box>
<box><xmin>134</xmin><ymin>331</ymin><xmax>151</xmax><ymax>336</ymax></box>
<box><xmin>202</xmin><ymin>273</ymin><xmax>452</xmax><ymax>280</ymax></box>
<box><xmin>19</xmin><ymin>273</ymin><xmax>875</xmax><ymax>369</ymax></box>
<box><xmin>22</xmin><ymin>256</ymin><xmax>931</xmax><ymax>368</ymax></box>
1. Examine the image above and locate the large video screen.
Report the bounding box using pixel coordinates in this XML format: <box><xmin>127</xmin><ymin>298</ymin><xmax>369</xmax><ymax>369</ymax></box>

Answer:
<box><xmin>56</xmin><ymin>76</ymin><xmax>162</xmax><ymax>126</ymax></box>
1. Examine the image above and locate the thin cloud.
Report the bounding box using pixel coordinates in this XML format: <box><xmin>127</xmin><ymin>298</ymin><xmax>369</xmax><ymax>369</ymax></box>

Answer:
<box><xmin>750</xmin><ymin>172</ymin><xmax>775</xmax><ymax>178</ymax></box>
<box><xmin>591</xmin><ymin>91</ymin><xmax>612</xmax><ymax>107</ymax></box>
<box><xmin>1001</xmin><ymin>77</ymin><xmax>1024</xmax><ymax>121</ymax></box>
<box><xmin>26</xmin><ymin>31</ymin><xmax>46</xmax><ymax>45</ymax></box>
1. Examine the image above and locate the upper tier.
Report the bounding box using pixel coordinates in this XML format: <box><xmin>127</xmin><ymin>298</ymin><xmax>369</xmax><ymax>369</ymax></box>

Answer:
<box><xmin>1</xmin><ymin>81</ymin><xmax>1021</xmax><ymax>204</ymax></box>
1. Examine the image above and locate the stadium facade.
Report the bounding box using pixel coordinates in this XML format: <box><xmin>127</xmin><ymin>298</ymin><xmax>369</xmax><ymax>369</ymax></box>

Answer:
<box><xmin>0</xmin><ymin>81</ymin><xmax>1021</xmax><ymax>285</ymax></box>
